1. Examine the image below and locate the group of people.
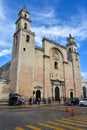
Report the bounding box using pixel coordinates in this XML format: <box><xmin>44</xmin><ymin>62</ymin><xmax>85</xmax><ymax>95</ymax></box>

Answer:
<box><xmin>43</xmin><ymin>97</ymin><xmax>51</xmax><ymax>104</ymax></box>
<box><xmin>28</xmin><ymin>97</ymin><xmax>52</xmax><ymax>105</ymax></box>
<box><xmin>28</xmin><ymin>97</ymin><xmax>40</xmax><ymax>105</ymax></box>
<box><xmin>28</xmin><ymin>97</ymin><xmax>62</xmax><ymax>105</ymax></box>
<box><xmin>9</xmin><ymin>91</ymin><xmax>61</xmax><ymax>106</ymax></box>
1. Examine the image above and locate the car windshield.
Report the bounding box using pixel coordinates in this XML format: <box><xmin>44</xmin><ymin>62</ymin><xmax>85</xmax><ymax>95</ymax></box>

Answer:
<box><xmin>9</xmin><ymin>93</ymin><xmax>21</xmax><ymax>98</ymax></box>
<box><xmin>83</xmin><ymin>98</ymin><xmax>87</xmax><ymax>101</ymax></box>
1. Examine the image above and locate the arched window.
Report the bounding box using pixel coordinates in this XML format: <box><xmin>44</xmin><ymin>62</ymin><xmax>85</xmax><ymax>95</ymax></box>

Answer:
<box><xmin>24</xmin><ymin>14</ymin><xmax>27</xmax><ymax>18</ymax></box>
<box><xmin>70</xmin><ymin>92</ymin><xmax>73</xmax><ymax>98</ymax></box>
<box><xmin>36</xmin><ymin>90</ymin><xmax>41</xmax><ymax>102</ymax></box>
<box><xmin>69</xmin><ymin>48</ymin><xmax>71</xmax><ymax>52</ymax></box>
<box><xmin>24</xmin><ymin>23</ymin><xmax>27</xmax><ymax>30</ymax></box>
<box><xmin>55</xmin><ymin>87</ymin><xmax>60</xmax><ymax>101</ymax></box>
<box><xmin>83</xmin><ymin>86</ymin><xmax>86</xmax><ymax>98</ymax></box>
<box><xmin>26</xmin><ymin>35</ymin><xmax>30</xmax><ymax>42</ymax></box>
<box><xmin>54</xmin><ymin>62</ymin><xmax>58</xmax><ymax>69</ymax></box>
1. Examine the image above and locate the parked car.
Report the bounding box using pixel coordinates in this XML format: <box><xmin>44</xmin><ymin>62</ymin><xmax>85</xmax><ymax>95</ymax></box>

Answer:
<box><xmin>64</xmin><ymin>98</ymin><xmax>79</xmax><ymax>106</ymax></box>
<box><xmin>71</xmin><ymin>98</ymin><xmax>79</xmax><ymax>105</ymax></box>
<box><xmin>79</xmin><ymin>98</ymin><xmax>87</xmax><ymax>106</ymax></box>
<box><xmin>8</xmin><ymin>93</ymin><xmax>24</xmax><ymax>106</ymax></box>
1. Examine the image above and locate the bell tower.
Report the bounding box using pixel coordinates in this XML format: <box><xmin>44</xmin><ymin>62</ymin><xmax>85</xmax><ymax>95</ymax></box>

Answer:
<box><xmin>12</xmin><ymin>5</ymin><xmax>34</xmax><ymax>58</ymax></box>
<box><xmin>66</xmin><ymin>34</ymin><xmax>82</xmax><ymax>98</ymax></box>
<box><xmin>66</xmin><ymin>34</ymin><xmax>77</xmax><ymax>61</ymax></box>
<box><xmin>10</xmin><ymin>6</ymin><xmax>35</xmax><ymax>97</ymax></box>
<box><xmin>16</xmin><ymin>5</ymin><xmax>31</xmax><ymax>32</ymax></box>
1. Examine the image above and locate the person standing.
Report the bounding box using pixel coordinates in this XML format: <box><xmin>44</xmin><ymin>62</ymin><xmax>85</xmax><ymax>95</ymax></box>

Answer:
<box><xmin>29</xmin><ymin>97</ymin><xmax>32</xmax><ymax>105</ymax></box>
<box><xmin>48</xmin><ymin>97</ymin><xmax>51</xmax><ymax>104</ymax></box>
<box><xmin>37</xmin><ymin>97</ymin><xmax>40</xmax><ymax>105</ymax></box>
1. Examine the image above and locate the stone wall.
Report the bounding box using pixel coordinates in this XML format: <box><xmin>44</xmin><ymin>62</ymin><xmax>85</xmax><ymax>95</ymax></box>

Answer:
<box><xmin>0</xmin><ymin>79</ymin><xmax>11</xmax><ymax>100</ymax></box>
<box><xmin>82</xmin><ymin>78</ymin><xmax>87</xmax><ymax>98</ymax></box>
<box><xmin>0</xmin><ymin>61</ymin><xmax>11</xmax><ymax>80</ymax></box>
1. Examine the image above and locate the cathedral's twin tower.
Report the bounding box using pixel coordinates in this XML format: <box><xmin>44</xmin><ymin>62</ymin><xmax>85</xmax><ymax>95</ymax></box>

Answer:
<box><xmin>10</xmin><ymin>6</ymin><xmax>82</xmax><ymax>101</ymax></box>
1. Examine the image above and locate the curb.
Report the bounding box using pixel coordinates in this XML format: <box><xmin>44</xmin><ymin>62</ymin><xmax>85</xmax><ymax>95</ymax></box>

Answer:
<box><xmin>0</xmin><ymin>103</ymin><xmax>63</xmax><ymax>109</ymax></box>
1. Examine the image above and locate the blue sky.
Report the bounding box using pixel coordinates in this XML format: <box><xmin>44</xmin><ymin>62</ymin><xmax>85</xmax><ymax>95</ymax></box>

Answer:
<box><xmin>0</xmin><ymin>0</ymin><xmax>87</xmax><ymax>79</ymax></box>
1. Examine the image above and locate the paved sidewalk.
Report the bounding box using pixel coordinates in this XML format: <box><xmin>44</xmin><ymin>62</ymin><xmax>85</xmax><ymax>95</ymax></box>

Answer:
<box><xmin>0</xmin><ymin>101</ymin><xmax>64</xmax><ymax>109</ymax></box>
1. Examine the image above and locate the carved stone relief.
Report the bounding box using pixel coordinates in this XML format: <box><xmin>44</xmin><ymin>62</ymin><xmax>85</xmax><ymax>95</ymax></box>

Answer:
<box><xmin>53</xmin><ymin>49</ymin><xmax>59</xmax><ymax>60</ymax></box>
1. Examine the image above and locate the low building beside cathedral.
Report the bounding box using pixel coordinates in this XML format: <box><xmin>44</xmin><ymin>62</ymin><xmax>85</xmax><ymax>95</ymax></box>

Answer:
<box><xmin>82</xmin><ymin>78</ymin><xmax>87</xmax><ymax>98</ymax></box>
<box><xmin>0</xmin><ymin>6</ymin><xmax>83</xmax><ymax>101</ymax></box>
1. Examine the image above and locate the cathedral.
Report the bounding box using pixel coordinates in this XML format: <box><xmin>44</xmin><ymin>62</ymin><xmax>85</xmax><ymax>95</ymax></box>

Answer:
<box><xmin>0</xmin><ymin>6</ymin><xmax>82</xmax><ymax>101</ymax></box>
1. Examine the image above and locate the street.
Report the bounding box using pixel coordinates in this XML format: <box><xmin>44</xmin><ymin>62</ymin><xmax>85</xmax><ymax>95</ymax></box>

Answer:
<box><xmin>0</xmin><ymin>105</ymin><xmax>87</xmax><ymax>130</ymax></box>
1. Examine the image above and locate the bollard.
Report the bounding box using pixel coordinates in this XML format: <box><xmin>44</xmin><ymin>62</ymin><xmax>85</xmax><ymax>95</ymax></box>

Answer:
<box><xmin>71</xmin><ymin>106</ymin><xmax>75</xmax><ymax>116</ymax></box>
<box><xmin>66</xmin><ymin>105</ymin><xmax>69</xmax><ymax>112</ymax></box>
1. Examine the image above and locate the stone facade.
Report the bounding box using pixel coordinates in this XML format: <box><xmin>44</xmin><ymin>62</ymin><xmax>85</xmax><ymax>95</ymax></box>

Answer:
<box><xmin>0</xmin><ymin>62</ymin><xmax>11</xmax><ymax>99</ymax></box>
<box><xmin>0</xmin><ymin>62</ymin><xmax>11</xmax><ymax>80</ymax></box>
<box><xmin>0</xmin><ymin>6</ymin><xmax>83</xmax><ymax>101</ymax></box>
<box><xmin>82</xmin><ymin>78</ymin><xmax>87</xmax><ymax>98</ymax></box>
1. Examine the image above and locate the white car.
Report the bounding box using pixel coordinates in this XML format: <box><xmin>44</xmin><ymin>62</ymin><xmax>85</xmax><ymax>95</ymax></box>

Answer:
<box><xmin>79</xmin><ymin>98</ymin><xmax>87</xmax><ymax>106</ymax></box>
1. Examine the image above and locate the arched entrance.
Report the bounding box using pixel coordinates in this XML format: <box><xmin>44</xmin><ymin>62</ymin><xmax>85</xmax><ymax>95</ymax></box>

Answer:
<box><xmin>70</xmin><ymin>92</ymin><xmax>73</xmax><ymax>98</ymax></box>
<box><xmin>36</xmin><ymin>90</ymin><xmax>41</xmax><ymax>101</ymax></box>
<box><xmin>55</xmin><ymin>87</ymin><xmax>60</xmax><ymax>101</ymax></box>
<box><xmin>83</xmin><ymin>87</ymin><xmax>86</xmax><ymax>98</ymax></box>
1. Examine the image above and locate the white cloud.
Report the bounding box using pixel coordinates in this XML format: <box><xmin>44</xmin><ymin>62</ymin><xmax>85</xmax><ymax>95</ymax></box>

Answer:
<box><xmin>31</xmin><ymin>21</ymin><xmax>87</xmax><ymax>46</ymax></box>
<box><xmin>0</xmin><ymin>49</ymin><xmax>11</xmax><ymax>57</ymax></box>
<box><xmin>81</xmin><ymin>72</ymin><xmax>87</xmax><ymax>79</ymax></box>
<box><xmin>0</xmin><ymin>0</ymin><xmax>6</xmax><ymax>20</ymax></box>
<box><xmin>0</xmin><ymin>40</ymin><xmax>12</xmax><ymax>48</ymax></box>
<box><xmin>0</xmin><ymin>1</ymin><xmax>87</xmax><ymax>58</ymax></box>
<box><xmin>33</xmin><ymin>9</ymin><xmax>55</xmax><ymax>18</ymax></box>
<box><xmin>31</xmin><ymin>6</ymin><xmax>87</xmax><ymax>47</ymax></box>
<box><xmin>32</xmin><ymin>9</ymin><xmax>61</xmax><ymax>26</ymax></box>
<box><xmin>0</xmin><ymin>8</ymin><xmax>5</xmax><ymax>20</ymax></box>
<box><xmin>0</xmin><ymin>0</ymin><xmax>15</xmax><ymax>57</ymax></box>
